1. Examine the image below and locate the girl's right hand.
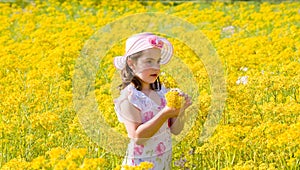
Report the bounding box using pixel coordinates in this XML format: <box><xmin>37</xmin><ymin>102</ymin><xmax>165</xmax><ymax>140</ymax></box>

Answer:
<box><xmin>161</xmin><ymin>106</ymin><xmax>181</xmax><ymax>118</ymax></box>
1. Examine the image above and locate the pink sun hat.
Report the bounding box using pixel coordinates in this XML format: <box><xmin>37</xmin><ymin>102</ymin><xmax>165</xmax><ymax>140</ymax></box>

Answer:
<box><xmin>113</xmin><ymin>32</ymin><xmax>174</xmax><ymax>70</ymax></box>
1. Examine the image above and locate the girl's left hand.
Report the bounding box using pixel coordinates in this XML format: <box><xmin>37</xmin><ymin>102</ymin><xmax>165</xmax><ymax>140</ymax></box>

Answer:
<box><xmin>179</xmin><ymin>92</ymin><xmax>192</xmax><ymax>110</ymax></box>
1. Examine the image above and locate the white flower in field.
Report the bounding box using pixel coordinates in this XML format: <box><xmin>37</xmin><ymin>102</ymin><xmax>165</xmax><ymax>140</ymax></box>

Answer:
<box><xmin>222</xmin><ymin>26</ymin><xmax>235</xmax><ymax>38</ymax></box>
<box><xmin>261</xmin><ymin>70</ymin><xmax>265</xmax><ymax>75</ymax></box>
<box><xmin>239</xmin><ymin>66</ymin><xmax>248</xmax><ymax>72</ymax></box>
<box><xmin>236</xmin><ymin>76</ymin><xmax>248</xmax><ymax>85</ymax></box>
<box><xmin>222</xmin><ymin>26</ymin><xmax>235</xmax><ymax>34</ymax></box>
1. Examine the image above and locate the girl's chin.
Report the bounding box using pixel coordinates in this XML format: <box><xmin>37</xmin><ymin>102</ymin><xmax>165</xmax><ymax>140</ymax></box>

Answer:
<box><xmin>145</xmin><ymin>80</ymin><xmax>156</xmax><ymax>84</ymax></box>
<box><xmin>149</xmin><ymin>77</ymin><xmax>158</xmax><ymax>83</ymax></box>
<box><xmin>142</xmin><ymin>79</ymin><xmax>157</xmax><ymax>84</ymax></box>
<box><xmin>136</xmin><ymin>76</ymin><xmax>158</xmax><ymax>84</ymax></box>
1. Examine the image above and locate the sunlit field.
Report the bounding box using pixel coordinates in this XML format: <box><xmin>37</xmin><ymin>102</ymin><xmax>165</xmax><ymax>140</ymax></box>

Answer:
<box><xmin>0</xmin><ymin>0</ymin><xmax>299</xmax><ymax>169</ymax></box>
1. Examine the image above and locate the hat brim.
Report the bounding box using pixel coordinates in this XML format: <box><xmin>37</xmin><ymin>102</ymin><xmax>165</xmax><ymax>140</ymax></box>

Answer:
<box><xmin>113</xmin><ymin>56</ymin><xmax>127</xmax><ymax>70</ymax></box>
<box><xmin>113</xmin><ymin>35</ymin><xmax>173</xmax><ymax>70</ymax></box>
<box><xmin>160</xmin><ymin>38</ymin><xmax>173</xmax><ymax>65</ymax></box>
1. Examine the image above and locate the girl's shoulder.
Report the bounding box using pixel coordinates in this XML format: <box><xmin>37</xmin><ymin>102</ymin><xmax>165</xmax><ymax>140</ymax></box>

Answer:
<box><xmin>121</xmin><ymin>84</ymin><xmax>143</xmax><ymax>99</ymax></box>
<box><xmin>114</xmin><ymin>84</ymin><xmax>144</xmax><ymax>123</ymax></box>
<box><xmin>115</xmin><ymin>84</ymin><xmax>143</xmax><ymax>110</ymax></box>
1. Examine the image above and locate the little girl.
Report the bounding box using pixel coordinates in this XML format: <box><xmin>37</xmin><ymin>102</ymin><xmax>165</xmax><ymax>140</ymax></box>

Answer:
<box><xmin>113</xmin><ymin>32</ymin><xmax>192</xmax><ymax>169</ymax></box>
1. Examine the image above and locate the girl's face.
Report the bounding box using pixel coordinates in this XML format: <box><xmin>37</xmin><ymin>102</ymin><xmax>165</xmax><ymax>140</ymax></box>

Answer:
<box><xmin>129</xmin><ymin>48</ymin><xmax>161</xmax><ymax>85</ymax></box>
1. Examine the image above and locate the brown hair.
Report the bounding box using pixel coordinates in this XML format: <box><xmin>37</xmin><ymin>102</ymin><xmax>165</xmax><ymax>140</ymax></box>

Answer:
<box><xmin>119</xmin><ymin>51</ymin><xmax>161</xmax><ymax>91</ymax></box>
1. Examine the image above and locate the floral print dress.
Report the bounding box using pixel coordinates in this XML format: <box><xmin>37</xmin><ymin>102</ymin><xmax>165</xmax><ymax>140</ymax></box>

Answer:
<box><xmin>114</xmin><ymin>84</ymin><xmax>172</xmax><ymax>170</ymax></box>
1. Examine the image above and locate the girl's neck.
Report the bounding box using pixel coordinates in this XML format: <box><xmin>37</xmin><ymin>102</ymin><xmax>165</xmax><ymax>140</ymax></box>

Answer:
<box><xmin>142</xmin><ymin>88</ymin><xmax>153</xmax><ymax>97</ymax></box>
<box><xmin>141</xmin><ymin>84</ymin><xmax>151</xmax><ymax>91</ymax></box>
<box><xmin>140</xmin><ymin>82</ymin><xmax>152</xmax><ymax>95</ymax></box>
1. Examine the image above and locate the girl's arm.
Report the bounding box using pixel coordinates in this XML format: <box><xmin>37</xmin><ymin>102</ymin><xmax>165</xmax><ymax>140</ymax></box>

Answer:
<box><xmin>169</xmin><ymin>93</ymin><xmax>192</xmax><ymax>135</ymax></box>
<box><xmin>169</xmin><ymin>115</ymin><xmax>184</xmax><ymax>135</ymax></box>
<box><xmin>120</xmin><ymin>99</ymin><xmax>180</xmax><ymax>145</ymax></box>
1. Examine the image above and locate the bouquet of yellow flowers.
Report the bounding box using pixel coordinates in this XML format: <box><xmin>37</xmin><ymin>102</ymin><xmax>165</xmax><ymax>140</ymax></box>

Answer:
<box><xmin>165</xmin><ymin>88</ymin><xmax>185</xmax><ymax>109</ymax></box>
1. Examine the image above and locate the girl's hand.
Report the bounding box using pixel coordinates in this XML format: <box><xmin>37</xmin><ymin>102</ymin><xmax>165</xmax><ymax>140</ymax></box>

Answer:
<box><xmin>178</xmin><ymin>92</ymin><xmax>192</xmax><ymax>110</ymax></box>
<box><xmin>163</xmin><ymin>91</ymin><xmax>192</xmax><ymax>118</ymax></box>
<box><xmin>161</xmin><ymin>106</ymin><xmax>181</xmax><ymax>118</ymax></box>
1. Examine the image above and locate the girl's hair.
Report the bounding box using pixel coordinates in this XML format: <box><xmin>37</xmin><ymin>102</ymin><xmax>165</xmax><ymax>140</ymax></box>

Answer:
<box><xmin>119</xmin><ymin>51</ymin><xmax>161</xmax><ymax>91</ymax></box>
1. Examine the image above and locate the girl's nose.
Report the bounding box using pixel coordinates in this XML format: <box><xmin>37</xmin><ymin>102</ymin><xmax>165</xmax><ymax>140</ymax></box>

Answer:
<box><xmin>151</xmin><ymin>64</ymin><xmax>160</xmax><ymax>70</ymax></box>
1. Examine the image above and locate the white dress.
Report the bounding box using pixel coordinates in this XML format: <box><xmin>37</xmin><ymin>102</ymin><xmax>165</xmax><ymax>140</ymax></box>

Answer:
<box><xmin>114</xmin><ymin>84</ymin><xmax>172</xmax><ymax>170</ymax></box>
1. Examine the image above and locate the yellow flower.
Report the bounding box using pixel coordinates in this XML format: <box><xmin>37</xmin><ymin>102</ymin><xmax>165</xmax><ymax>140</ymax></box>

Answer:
<box><xmin>30</xmin><ymin>156</ymin><xmax>46</xmax><ymax>169</ymax></box>
<box><xmin>80</xmin><ymin>158</ymin><xmax>106</xmax><ymax>169</ymax></box>
<box><xmin>65</xmin><ymin>148</ymin><xmax>87</xmax><ymax>161</ymax></box>
<box><xmin>160</xmin><ymin>72</ymin><xmax>178</xmax><ymax>88</ymax></box>
<box><xmin>46</xmin><ymin>147</ymin><xmax>66</xmax><ymax>161</ymax></box>
<box><xmin>138</xmin><ymin>162</ymin><xmax>154</xmax><ymax>169</ymax></box>
<box><xmin>121</xmin><ymin>161</ymin><xmax>154</xmax><ymax>170</ymax></box>
<box><xmin>165</xmin><ymin>89</ymin><xmax>185</xmax><ymax>109</ymax></box>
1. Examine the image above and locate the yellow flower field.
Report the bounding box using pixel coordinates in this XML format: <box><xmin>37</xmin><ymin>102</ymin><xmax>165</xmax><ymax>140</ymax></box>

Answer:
<box><xmin>0</xmin><ymin>0</ymin><xmax>299</xmax><ymax>169</ymax></box>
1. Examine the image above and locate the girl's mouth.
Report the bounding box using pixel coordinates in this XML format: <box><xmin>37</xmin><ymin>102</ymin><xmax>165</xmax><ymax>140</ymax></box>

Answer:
<box><xmin>150</xmin><ymin>74</ymin><xmax>158</xmax><ymax>77</ymax></box>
